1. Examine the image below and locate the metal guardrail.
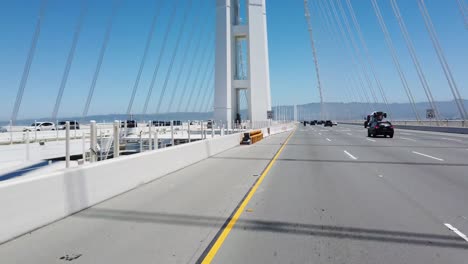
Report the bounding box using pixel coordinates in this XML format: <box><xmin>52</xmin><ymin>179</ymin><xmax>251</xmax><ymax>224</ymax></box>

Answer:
<box><xmin>0</xmin><ymin>120</ymin><xmax>294</xmax><ymax>174</ymax></box>
<box><xmin>340</xmin><ymin>120</ymin><xmax>467</xmax><ymax>128</ymax></box>
<box><xmin>339</xmin><ymin>121</ymin><xmax>468</xmax><ymax>134</ymax></box>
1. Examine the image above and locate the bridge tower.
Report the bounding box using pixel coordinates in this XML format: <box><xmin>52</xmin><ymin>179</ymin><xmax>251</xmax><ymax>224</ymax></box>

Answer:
<box><xmin>214</xmin><ymin>0</ymin><xmax>272</xmax><ymax>128</ymax></box>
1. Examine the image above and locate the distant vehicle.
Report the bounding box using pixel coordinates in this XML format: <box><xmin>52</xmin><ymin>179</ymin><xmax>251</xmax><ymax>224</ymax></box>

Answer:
<box><xmin>120</xmin><ymin>120</ymin><xmax>137</xmax><ymax>128</ymax></box>
<box><xmin>207</xmin><ymin>120</ymin><xmax>214</xmax><ymax>129</ymax></box>
<box><xmin>0</xmin><ymin>127</ymin><xmax>7</xmax><ymax>133</ymax></box>
<box><xmin>332</xmin><ymin>121</ymin><xmax>338</xmax><ymax>126</ymax></box>
<box><xmin>148</xmin><ymin>121</ymin><xmax>172</xmax><ymax>127</ymax></box>
<box><xmin>312</xmin><ymin>120</ymin><xmax>318</xmax><ymax>125</ymax></box>
<box><xmin>148</xmin><ymin>121</ymin><xmax>159</xmax><ymax>127</ymax></box>
<box><xmin>368</xmin><ymin>121</ymin><xmax>394</xmax><ymax>138</ymax></box>
<box><xmin>310</xmin><ymin>121</ymin><xmax>316</xmax><ymax>125</ymax></box>
<box><xmin>365</xmin><ymin>111</ymin><xmax>387</xmax><ymax>128</ymax></box>
<box><xmin>324</xmin><ymin>120</ymin><xmax>333</xmax><ymax>127</ymax></box>
<box><xmin>23</xmin><ymin>122</ymin><xmax>56</xmax><ymax>132</ymax></box>
<box><xmin>152</xmin><ymin>120</ymin><xmax>181</xmax><ymax>126</ymax></box>
<box><xmin>57</xmin><ymin>121</ymin><xmax>80</xmax><ymax>130</ymax></box>
<box><xmin>317</xmin><ymin>120</ymin><xmax>323</xmax><ymax>125</ymax></box>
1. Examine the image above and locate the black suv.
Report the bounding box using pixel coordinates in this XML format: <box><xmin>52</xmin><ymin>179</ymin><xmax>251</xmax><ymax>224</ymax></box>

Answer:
<box><xmin>324</xmin><ymin>120</ymin><xmax>333</xmax><ymax>127</ymax></box>
<box><xmin>368</xmin><ymin>121</ymin><xmax>394</xmax><ymax>138</ymax></box>
<box><xmin>57</xmin><ymin>121</ymin><xmax>80</xmax><ymax>130</ymax></box>
<box><xmin>121</xmin><ymin>120</ymin><xmax>137</xmax><ymax>128</ymax></box>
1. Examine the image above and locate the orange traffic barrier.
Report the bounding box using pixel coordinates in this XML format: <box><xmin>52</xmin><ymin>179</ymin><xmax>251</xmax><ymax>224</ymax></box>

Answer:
<box><xmin>241</xmin><ymin>130</ymin><xmax>263</xmax><ymax>145</ymax></box>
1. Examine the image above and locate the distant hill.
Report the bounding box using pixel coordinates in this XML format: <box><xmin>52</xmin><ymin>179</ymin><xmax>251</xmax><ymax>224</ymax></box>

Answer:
<box><xmin>1</xmin><ymin>112</ymin><xmax>214</xmax><ymax>126</ymax></box>
<box><xmin>1</xmin><ymin>100</ymin><xmax>466</xmax><ymax>126</ymax></box>
<box><xmin>292</xmin><ymin>100</ymin><xmax>468</xmax><ymax>120</ymax></box>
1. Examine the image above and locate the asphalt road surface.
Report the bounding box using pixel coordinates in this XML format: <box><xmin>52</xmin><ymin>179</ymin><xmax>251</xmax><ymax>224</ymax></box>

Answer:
<box><xmin>1</xmin><ymin>124</ymin><xmax>468</xmax><ymax>264</ymax></box>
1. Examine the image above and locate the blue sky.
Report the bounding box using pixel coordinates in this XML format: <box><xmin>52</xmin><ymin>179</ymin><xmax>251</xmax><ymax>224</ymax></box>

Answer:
<box><xmin>0</xmin><ymin>0</ymin><xmax>467</xmax><ymax>121</ymax></box>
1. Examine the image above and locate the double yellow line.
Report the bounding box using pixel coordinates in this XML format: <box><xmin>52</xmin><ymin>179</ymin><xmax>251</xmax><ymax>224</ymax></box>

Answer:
<box><xmin>200</xmin><ymin>128</ymin><xmax>296</xmax><ymax>263</ymax></box>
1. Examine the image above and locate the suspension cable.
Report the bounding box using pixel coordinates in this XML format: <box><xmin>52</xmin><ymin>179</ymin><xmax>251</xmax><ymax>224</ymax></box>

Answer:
<box><xmin>11</xmin><ymin>0</ymin><xmax>48</xmax><ymax>124</ymax></box>
<box><xmin>198</xmin><ymin>79</ymin><xmax>214</xmax><ymax>112</ymax></box>
<box><xmin>199</xmin><ymin>85</ymin><xmax>212</xmax><ymax>113</ymax></box>
<box><xmin>314</xmin><ymin>0</ymin><xmax>367</xmax><ymax>110</ymax></box>
<box><xmin>126</xmin><ymin>0</ymin><xmax>165</xmax><ymax>116</ymax></box>
<box><xmin>52</xmin><ymin>0</ymin><xmax>87</xmax><ymax>121</ymax></box>
<box><xmin>341</xmin><ymin>0</ymin><xmax>393</xmax><ymax>119</ymax></box>
<box><xmin>176</xmin><ymin>32</ymin><xmax>214</xmax><ymax>112</ymax></box>
<box><xmin>243</xmin><ymin>89</ymin><xmax>250</xmax><ymax>120</ymax></box>
<box><xmin>321</xmin><ymin>0</ymin><xmax>373</xmax><ymax>113</ymax></box>
<box><xmin>170</xmin><ymin>19</ymin><xmax>210</xmax><ymax>113</ymax></box>
<box><xmin>206</xmin><ymin>90</ymin><xmax>214</xmax><ymax>113</ymax></box>
<box><xmin>370</xmin><ymin>0</ymin><xmax>421</xmax><ymax>121</ymax></box>
<box><xmin>329</xmin><ymin>0</ymin><xmax>380</xmax><ymax>109</ymax></box>
<box><xmin>82</xmin><ymin>0</ymin><xmax>119</xmax><ymax>118</ymax></box>
<box><xmin>417</xmin><ymin>0</ymin><xmax>467</xmax><ymax>120</ymax></box>
<box><xmin>304</xmin><ymin>0</ymin><xmax>324</xmax><ymax>120</ymax></box>
<box><xmin>196</xmin><ymin>70</ymin><xmax>215</xmax><ymax>112</ymax></box>
<box><xmin>335</xmin><ymin>0</ymin><xmax>380</xmax><ymax>106</ymax></box>
<box><xmin>166</xmin><ymin>0</ymin><xmax>205</xmax><ymax>113</ymax></box>
<box><xmin>141</xmin><ymin>0</ymin><xmax>180</xmax><ymax>115</ymax></box>
<box><xmin>192</xmin><ymin>63</ymin><xmax>215</xmax><ymax>112</ymax></box>
<box><xmin>155</xmin><ymin>0</ymin><xmax>194</xmax><ymax>114</ymax></box>
<box><xmin>456</xmin><ymin>0</ymin><xmax>468</xmax><ymax>29</ymax></box>
<box><xmin>185</xmin><ymin>50</ymin><xmax>214</xmax><ymax>112</ymax></box>
<box><xmin>390</xmin><ymin>0</ymin><xmax>440</xmax><ymax>123</ymax></box>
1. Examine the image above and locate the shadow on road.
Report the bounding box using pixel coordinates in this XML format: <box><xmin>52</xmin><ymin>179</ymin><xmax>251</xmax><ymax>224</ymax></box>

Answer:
<box><xmin>77</xmin><ymin>208</ymin><xmax>468</xmax><ymax>250</ymax></box>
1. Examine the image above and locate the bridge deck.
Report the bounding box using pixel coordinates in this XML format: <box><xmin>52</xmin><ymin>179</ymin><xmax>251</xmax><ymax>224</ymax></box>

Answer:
<box><xmin>1</xmin><ymin>125</ymin><xmax>468</xmax><ymax>263</ymax></box>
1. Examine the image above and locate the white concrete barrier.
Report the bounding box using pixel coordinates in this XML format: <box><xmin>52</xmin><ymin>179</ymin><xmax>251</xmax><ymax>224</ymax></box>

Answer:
<box><xmin>0</xmin><ymin>123</ymin><xmax>296</xmax><ymax>244</ymax></box>
<box><xmin>259</xmin><ymin>123</ymin><xmax>295</xmax><ymax>138</ymax></box>
<box><xmin>268</xmin><ymin>123</ymin><xmax>296</xmax><ymax>136</ymax></box>
<box><xmin>0</xmin><ymin>132</ymin><xmax>242</xmax><ymax>244</ymax></box>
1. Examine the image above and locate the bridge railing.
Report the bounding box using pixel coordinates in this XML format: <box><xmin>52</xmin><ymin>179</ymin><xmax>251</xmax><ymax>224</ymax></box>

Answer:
<box><xmin>0</xmin><ymin>120</ymin><xmax>295</xmax><ymax>178</ymax></box>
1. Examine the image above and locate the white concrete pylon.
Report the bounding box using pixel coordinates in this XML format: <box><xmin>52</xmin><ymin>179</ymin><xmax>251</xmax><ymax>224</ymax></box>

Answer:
<box><xmin>214</xmin><ymin>0</ymin><xmax>272</xmax><ymax>128</ymax></box>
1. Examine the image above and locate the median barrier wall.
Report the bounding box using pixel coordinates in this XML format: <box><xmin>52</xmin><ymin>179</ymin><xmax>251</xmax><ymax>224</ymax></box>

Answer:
<box><xmin>0</xmin><ymin>132</ymin><xmax>242</xmax><ymax>244</ymax></box>
<box><xmin>268</xmin><ymin>123</ymin><xmax>296</xmax><ymax>136</ymax></box>
<box><xmin>340</xmin><ymin>122</ymin><xmax>468</xmax><ymax>134</ymax></box>
<box><xmin>393</xmin><ymin>125</ymin><xmax>468</xmax><ymax>134</ymax></box>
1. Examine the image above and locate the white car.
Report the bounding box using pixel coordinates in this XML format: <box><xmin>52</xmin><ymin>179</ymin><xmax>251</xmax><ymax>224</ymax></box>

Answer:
<box><xmin>332</xmin><ymin>121</ymin><xmax>338</xmax><ymax>126</ymax></box>
<box><xmin>23</xmin><ymin>122</ymin><xmax>56</xmax><ymax>132</ymax></box>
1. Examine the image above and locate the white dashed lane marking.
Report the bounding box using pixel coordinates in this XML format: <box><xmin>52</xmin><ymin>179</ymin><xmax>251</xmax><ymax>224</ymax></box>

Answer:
<box><xmin>401</xmin><ymin>137</ymin><xmax>416</xmax><ymax>141</ymax></box>
<box><xmin>344</xmin><ymin>150</ymin><xmax>358</xmax><ymax>160</ymax></box>
<box><xmin>444</xmin><ymin>223</ymin><xmax>468</xmax><ymax>242</ymax></box>
<box><xmin>412</xmin><ymin>151</ymin><xmax>444</xmax><ymax>162</ymax></box>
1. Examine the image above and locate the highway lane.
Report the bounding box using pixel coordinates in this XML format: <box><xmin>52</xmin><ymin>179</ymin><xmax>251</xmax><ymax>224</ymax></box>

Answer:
<box><xmin>210</xmin><ymin>125</ymin><xmax>468</xmax><ymax>263</ymax></box>
<box><xmin>336</xmin><ymin>125</ymin><xmax>468</xmax><ymax>163</ymax></box>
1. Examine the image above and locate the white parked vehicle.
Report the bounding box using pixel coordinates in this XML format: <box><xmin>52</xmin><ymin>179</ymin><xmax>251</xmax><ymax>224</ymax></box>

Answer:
<box><xmin>23</xmin><ymin>122</ymin><xmax>56</xmax><ymax>132</ymax></box>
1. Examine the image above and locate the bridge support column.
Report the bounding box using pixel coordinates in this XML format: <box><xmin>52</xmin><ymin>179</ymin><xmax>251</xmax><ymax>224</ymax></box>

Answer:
<box><xmin>215</xmin><ymin>0</ymin><xmax>272</xmax><ymax>129</ymax></box>
<box><xmin>113</xmin><ymin>121</ymin><xmax>120</xmax><ymax>158</ymax></box>
<box><xmin>90</xmin><ymin>121</ymin><xmax>97</xmax><ymax>163</ymax></box>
